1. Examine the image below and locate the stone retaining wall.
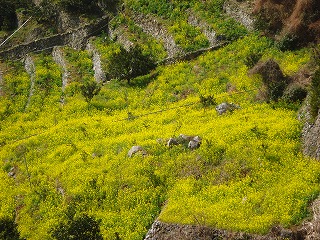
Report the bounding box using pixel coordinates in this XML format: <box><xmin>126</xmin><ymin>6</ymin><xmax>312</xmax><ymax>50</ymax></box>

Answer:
<box><xmin>0</xmin><ymin>17</ymin><xmax>109</xmax><ymax>60</ymax></box>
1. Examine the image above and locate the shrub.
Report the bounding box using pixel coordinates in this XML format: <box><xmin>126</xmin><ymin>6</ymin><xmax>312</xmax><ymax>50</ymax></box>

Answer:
<box><xmin>199</xmin><ymin>95</ymin><xmax>216</xmax><ymax>107</ymax></box>
<box><xmin>0</xmin><ymin>0</ymin><xmax>17</xmax><ymax>31</ymax></box>
<box><xmin>107</xmin><ymin>45</ymin><xmax>156</xmax><ymax>83</ymax></box>
<box><xmin>51</xmin><ymin>214</ymin><xmax>103</xmax><ymax>240</ymax></box>
<box><xmin>80</xmin><ymin>80</ymin><xmax>101</xmax><ymax>103</ymax></box>
<box><xmin>0</xmin><ymin>217</ymin><xmax>22</xmax><ymax>240</ymax></box>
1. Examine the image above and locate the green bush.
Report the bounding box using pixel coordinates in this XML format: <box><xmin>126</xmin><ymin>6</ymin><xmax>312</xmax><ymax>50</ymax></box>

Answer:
<box><xmin>80</xmin><ymin>80</ymin><xmax>101</xmax><ymax>103</ymax></box>
<box><xmin>0</xmin><ymin>217</ymin><xmax>22</xmax><ymax>240</ymax></box>
<box><xmin>107</xmin><ymin>45</ymin><xmax>156</xmax><ymax>83</ymax></box>
<box><xmin>51</xmin><ymin>214</ymin><xmax>103</xmax><ymax>240</ymax></box>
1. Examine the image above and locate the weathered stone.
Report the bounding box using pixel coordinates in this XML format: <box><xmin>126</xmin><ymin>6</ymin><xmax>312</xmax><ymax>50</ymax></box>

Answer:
<box><xmin>188</xmin><ymin>140</ymin><xmax>201</xmax><ymax>150</ymax></box>
<box><xmin>216</xmin><ymin>102</ymin><xmax>240</xmax><ymax>115</ymax></box>
<box><xmin>52</xmin><ymin>46</ymin><xmax>69</xmax><ymax>104</ymax></box>
<box><xmin>179</xmin><ymin>134</ymin><xmax>195</xmax><ymax>142</ymax></box>
<box><xmin>24</xmin><ymin>55</ymin><xmax>36</xmax><ymax>110</ymax></box>
<box><xmin>303</xmin><ymin>113</ymin><xmax>320</xmax><ymax>160</ymax></box>
<box><xmin>144</xmin><ymin>219</ymin><xmax>308</xmax><ymax>240</ymax></box>
<box><xmin>86</xmin><ymin>42</ymin><xmax>106</xmax><ymax>83</ymax></box>
<box><xmin>224</xmin><ymin>0</ymin><xmax>255</xmax><ymax>31</ymax></box>
<box><xmin>189</xmin><ymin>136</ymin><xmax>202</xmax><ymax>150</ymax></box>
<box><xmin>8</xmin><ymin>167</ymin><xmax>16</xmax><ymax>178</ymax></box>
<box><xmin>167</xmin><ymin>138</ymin><xmax>179</xmax><ymax>147</ymax></box>
<box><xmin>128</xmin><ymin>146</ymin><xmax>147</xmax><ymax>157</ymax></box>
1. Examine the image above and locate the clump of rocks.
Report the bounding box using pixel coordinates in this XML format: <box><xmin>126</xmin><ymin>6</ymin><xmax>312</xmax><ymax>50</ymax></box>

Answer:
<box><xmin>167</xmin><ymin>134</ymin><xmax>202</xmax><ymax>150</ymax></box>
<box><xmin>215</xmin><ymin>102</ymin><xmax>240</xmax><ymax>115</ymax></box>
<box><xmin>128</xmin><ymin>134</ymin><xmax>202</xmax><ymax>157</ymax></box>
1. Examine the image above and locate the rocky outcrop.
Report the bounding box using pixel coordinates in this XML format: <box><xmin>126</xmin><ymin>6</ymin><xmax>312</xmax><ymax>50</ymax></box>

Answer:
<box><xmin>253</xmin><ymin>0</ymin><xmax>320</xmax><ymax>45</ymax></box>
<box><xmin>131</xmin><ymin>14</ymin><xmax>184</xmax><ymax>58</ymax></box>
<box><xmin>57</xmin><ymin>11</ymin><xmax>81</xmax><ymax>33</ymax></box>
<box><xmin>144</xmin><ymin>220</ymin><xmax>305</xmax><ymax>240</ymax></box>
<box><xmin>166</xmin><ymin>134</ymin><xmax>202</xmax><ymax>150</ymax></box>
<box><xmin>224</xmin><ymin>0</ymin><xmax>255</xmax><ymax>31</ymax></box>
<box><xmin>303</xmin><ymin>111</ymin><xmax>320</xmax><ymax>159</ymax></box>
<box><xmin>24</xmin><ymin>55</ymin><xmax>36</xmax><ymax>110</ymax></box>
<box><xmin>0</xmin><ymin>17</ymin><xmax>109</xmax><ymax>60</ymax></box>
<box><xmin>302</xmin><ymin>198</ymin><xmax>320</xmax><ymax>239</ymax></box>
<box><xmin>86</xmin><ymin>42</ymin><xmax>106</xmax><ymax>83</ymax></box>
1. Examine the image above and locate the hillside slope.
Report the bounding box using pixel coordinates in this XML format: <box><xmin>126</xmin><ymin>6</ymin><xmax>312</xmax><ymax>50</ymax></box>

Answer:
<box><xmin>1</xmin><ymin>0</ymin><xmax>320</xmax><ymax>239</ymax></box>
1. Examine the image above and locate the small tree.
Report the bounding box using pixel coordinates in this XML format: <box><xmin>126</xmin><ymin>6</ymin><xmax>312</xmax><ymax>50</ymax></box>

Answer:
<box><xmin>0</xmin><ymin>217</ymin><xmax>22</xmax><ymax>240</ymax></box>
<box><xmin>51</xmin><ymin>214</ymin><xmax>103</xmax><ymax>240</ymax></box>
<box><xmin>107</xmin><ymin>45</ymin><xmax>156</xmax><ymax>84</ymax></box>
<box><xmin>80</xmin><ymin>80</ymin><xmax>101</xmax><ymax>103</ymax></box>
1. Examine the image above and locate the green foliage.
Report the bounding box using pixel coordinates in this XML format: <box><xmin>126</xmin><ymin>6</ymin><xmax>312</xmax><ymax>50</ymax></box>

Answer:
<box><xmin>0</xmin><ymin>217</ymin><xmax>22</xmax><ymax>240</ymax></box>
<box><xmin>0</xmin><ymin>0</ymin><xmax>17</xmax><ymax>31</ymax></box>
<box><xmin>80</xmin><ymin>80</ymin><xmax>101</xmax><ymax>103</ymax></box>
<box><xmin>33</xmin><ymin>0</ymin><xmax>58</xmax><ymax>26</ymax></box>
<box><xmin>107</xmin><ymin>45</ymin><xmax>156</xmax><ymax>83</ymax></box>
<box><xmin>56</xmin><ymin>0</ymin><xmax>119</xmax><ymax>14</ymax></box>
<box><xmin>125</xmin><ymin>0</ymin><xmax>194</xmax><ymax>19</ymax></box>
<box><xmin>169</xmin><ymin>21</ymin><xmax>209</xmax><ymax>51</ymax></box>
<box><xmin>51</xmin><ymin>214</ymin><xmax>103</xmax><ymax>240</ymax></box>
<box><xmin>275</xmin><ymin>34</ymin><xmax>299</xmax><ymax>51</ymax></box>
<box><xmin>109</xmin><ymin>14</ymin><xmax>167</xmax><ymax>61</ymax></box>
<box><xmin>199</xmin><ymin>95</ymin><xmax>216</xmax><ymax>107</ymax></box>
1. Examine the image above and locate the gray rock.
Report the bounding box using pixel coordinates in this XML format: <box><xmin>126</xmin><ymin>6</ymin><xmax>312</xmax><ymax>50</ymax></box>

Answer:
<box><xmin>188</xmin><ymin>136</ymin><xmax>202</xmax><ymax>150</ymax></box>
<box><xmin>179</xmin><ymin>134</ymin><xmax>195</xmax><ymax>142</ymax></box>
<box><xmin>188</xmin><ymin>140</ymin><xmax>201</xmax><ymax>150</ymax></box>
<box><xmin>128</xmin><ymin>146</ymin><xmax>147</xmax><ymax>157</ymax></box>
<box><xmin>167</xmin><ymin>138</ymin><xmax>179</xmax><ymax>147</ymax></box>
<box><xmin>216</xmin><ymin>102</ymin><xmax>240</xmax><ymax>115</ymax></box>
<box><xmin>8</xmin><ymin>167</ymin><xmax>16</xmax><ymax>178</ymax></box>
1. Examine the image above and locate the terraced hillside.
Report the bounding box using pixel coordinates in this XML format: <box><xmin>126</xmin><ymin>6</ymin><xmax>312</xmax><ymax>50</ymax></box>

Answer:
<box><xmin>1</xmin><ymin>0</ymin><xmax>320</xmax><ymax>239</ymax></box>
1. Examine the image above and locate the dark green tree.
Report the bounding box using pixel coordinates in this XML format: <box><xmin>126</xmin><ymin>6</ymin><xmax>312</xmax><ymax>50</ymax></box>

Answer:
<box><xmin>56</xmin><ymin>0</ymin><xmax>119</xmax><ymax>13</ymax></box>
<box><xmin>0</xmin><ymin>217</ymin><xmax>22</xmax><ymax>240</ymax></box>
<box><xmin>51</xmin><ymin>214</ymin><xmax>103</xmax><ymax>240</ymax></box>
<box><xmin>80</xmin><ymin>80</ymin><xmax>101</xmax><ymax>103</ymax></box>
<box><xmin>107</xmin><ymin>45</ymin><xmax>156</xmax><ymax>84</ymax></box>
<box><xmin>0</xmin><ymin>0</ymin><xmax>17</xmax><ymax>31</ymax></box>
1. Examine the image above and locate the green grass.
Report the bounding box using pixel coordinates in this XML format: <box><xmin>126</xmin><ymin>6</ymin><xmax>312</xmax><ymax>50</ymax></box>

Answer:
<box><xmin>0</xmin><ymin>33</ymin><xmax>318</xmax><ymax>239</ymax></box>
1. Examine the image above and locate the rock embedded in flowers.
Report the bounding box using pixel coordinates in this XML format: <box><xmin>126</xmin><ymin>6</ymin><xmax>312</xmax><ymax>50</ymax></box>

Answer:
<box><xmin>215</xmin><ymin>102</ymin><xmax>240</xmax><ymax>115</ymax></box>
<box><xmin>167</xmin><ymin>138</ymin><xmax>179</xmax><ymax>147</ymax></box>
<box><xmin>176</xmin><ymin>134</ymin><xmax>202</xmax><ymax>149</ymax></box>
<box><xmin>128</xmin><ymin>146</ymin><xmax>147</xmax><ymax>157</ymax></box>
<box><xmin>188</xmin><ymin>136</ymin><xmax>202</xmax><ymax>150</ymax></box>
